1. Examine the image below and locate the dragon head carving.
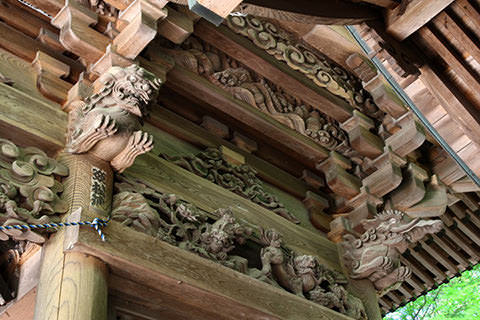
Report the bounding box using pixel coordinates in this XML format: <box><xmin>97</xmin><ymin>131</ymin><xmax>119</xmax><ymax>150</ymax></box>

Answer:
<box><xmin>342</xmin><ymin>210</ymin><xmax>443</xmax><ymax>294</ymax></box>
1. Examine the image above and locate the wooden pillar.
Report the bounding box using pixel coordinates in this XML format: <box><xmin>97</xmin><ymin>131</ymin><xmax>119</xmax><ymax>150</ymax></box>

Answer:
<box><xmin>34</xmin><ymin>153</ymin><xmax>112</xmax><ymax>320</ymax></box>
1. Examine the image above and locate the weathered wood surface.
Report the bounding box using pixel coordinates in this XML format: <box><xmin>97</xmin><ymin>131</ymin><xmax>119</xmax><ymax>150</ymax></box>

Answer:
<box><xmin>125</xmin><ymin>153</ymin><xmax>341</xmax><ymax>270</ymax></box>
<box><xmin>34</xmin><ymin>154</ymin><xmax>111</xmax><ymax>320</ymax></box>
<box><xmin>385</xmin><ymin>0</ymin><xmax>455</xmax><ymax>40</ymax></box>
<box><xmin>166</xmin><ymin>66</ymin><xmax>331</xmax><ymax>169</ymax></box>
<box><xmin>0</xmin><ymin>83</ymin><xmax>66</xmax><ymax>153</ymax></box>
<box><xmin>147</xmin><ymin>107</ymin><xmax>311</xmax><ymax>199</ymax></box>
<box><xmin>194</xmin><ymin>20</ymin><xmax>354</xmax><ymax>122</ymax></box>
<box><xmin>240</xmin><ymin>0</ymin><xmax>379</xmax><ymax>24</ymax></box>
<box><xmin>69</xmin><ymin>221</ymin><xmax>352</xmax><ymax>320</ymax></box>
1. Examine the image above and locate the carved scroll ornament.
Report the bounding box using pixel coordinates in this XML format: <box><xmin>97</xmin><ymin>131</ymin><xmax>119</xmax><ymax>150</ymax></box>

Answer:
<box><xmin>113</xmin><ymin>175</ymin><xmax>366</xmax><ymax>319</ymax></box>
<box><xmin>161</xmin><ymin>148</ymin><xmax>300</xmax><ymax>224</ymax></box>
<box><xmin>67</xmin><ymin>64</ymin><xmax>161</xmax><ymax>172</ymax></box>
<box><xmin>342</xmin><ymin>210</ymin><xmax>442</xmax><ymax>296</ymax></box>
<box><xmin>225</xmin><ymin>15</ymin><xmax>382</xmax><ymax>120</ymax></box>
<box><xmin>0</xmin><ymin>139</ymin><xmax>69</xmax><ymax>243</ymax></box>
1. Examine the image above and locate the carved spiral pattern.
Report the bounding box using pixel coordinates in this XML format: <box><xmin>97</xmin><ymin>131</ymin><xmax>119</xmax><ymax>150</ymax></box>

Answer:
<box><xmin>0</xmin><ymin>139</ymin><xmax>68</xmax><ymax>243</ymax></box>
<box><xmin>225</xmin><ymin>15</ymin><xmax>381</xmax><ymax>119</ymax></box>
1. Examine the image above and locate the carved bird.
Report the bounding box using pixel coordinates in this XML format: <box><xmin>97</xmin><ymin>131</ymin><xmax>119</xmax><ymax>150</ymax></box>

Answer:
<box><xmin>67</xmin><ymin>65</ymin><xmax>161</xmax><ymax>172</ymax></box>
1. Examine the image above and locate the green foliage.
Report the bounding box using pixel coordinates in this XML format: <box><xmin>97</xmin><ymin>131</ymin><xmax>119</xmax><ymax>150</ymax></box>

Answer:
<box><xmin>384</xmin><ymin>264</ymin><xmax>480</xmax><ymax>320</ymax></box>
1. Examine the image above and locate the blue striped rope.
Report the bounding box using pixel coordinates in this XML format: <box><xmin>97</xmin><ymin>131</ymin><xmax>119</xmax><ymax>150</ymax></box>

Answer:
<box><xmin>0</xmin><ymin>217</ymin><xmax>110</xmax><ymax>241</ymax></box>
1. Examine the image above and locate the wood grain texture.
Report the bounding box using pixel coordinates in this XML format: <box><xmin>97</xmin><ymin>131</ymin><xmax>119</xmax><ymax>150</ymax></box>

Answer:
<box><xmin>0</xmin><ymin>83</ymin><xmax>66</xmax><ymax>154</ymax></box>
<box><xmin>194</xmin><ymin>21</ymin><xmax>354</xmax><ymax>122</ymax></box>
<box><xmin>35</xmin><ymin>154</ymin><xmax>112</xmax><ymax>320</ymax></box>
<box><xmin>58</xmin><ymin>252</ymin><xmax>108</xmax><ymax>320</ymax></box>
<box><xmin>242</xmin><ymin>0</ymin><xmax>379</xmax><ymax>24</ymax></box>
<box><xmin>166</xmin><ymin>66</ymin><xmax>330</xmax><ymax>169</ymax></box>
<box><xmin>69</xmin><ymin>221</ymin><xmax>352</xmax><ymax>320</ymax></box>
<box><xmin>124</xmin><ymin>153</ymin><xmax>342</xmax><ymax>271</ymax></box>
<box><xmin>385</xmin><ymin>0</ymin><xmax>455</xmax><ymax>40</ymax></box>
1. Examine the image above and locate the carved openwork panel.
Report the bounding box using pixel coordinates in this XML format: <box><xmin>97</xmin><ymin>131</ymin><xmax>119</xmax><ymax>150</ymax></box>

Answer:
<box><xmin>342</xmin><ymin>210</ymin><xmax>442</xmax><ymax>296</ymax></box>
<box><xmin>113</xmin><ymin>175</ymin><xmax>367</xmax><ymax>319</ymax></box>
<box><xmin>156</xmin><ymin>36</ymin><xmax>354</xmax><ymax>155</ymax></box>
<box><xmin>161</xmin><ymin>148</ymin><xmax>300</xmax><ymax>224</ymax></box>
<box><xmin>0</xmin><ymin>139</ymin><xmax>69</xmax><ymax>243</ymax></box>
<box><xmin>67</xmin><ymin>64</ymin><xmax>161</xmax><ymax>172</ymax></box>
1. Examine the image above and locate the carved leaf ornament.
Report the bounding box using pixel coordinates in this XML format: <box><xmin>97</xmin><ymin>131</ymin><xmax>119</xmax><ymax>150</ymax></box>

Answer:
<box><xmin>0</xmin><ymin>139</ymin><xmax>69</xmax><ymax>243</ymax></box>
<box><xmin>113</xmin><ymin>175</ymin><xmax>367</xmax><ymax>319</ymax></box>
<box><xmin>225</xmin><ymin>15</ymin><xmax>382</xmax><ymax>119</ymax></box>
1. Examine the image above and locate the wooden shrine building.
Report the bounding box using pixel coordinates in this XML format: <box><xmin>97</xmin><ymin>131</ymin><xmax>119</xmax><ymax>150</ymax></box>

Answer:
<box><xmin>0</xmin><ymin>0</ymin><xmax>480</xmax><ymax>319</ymax></box>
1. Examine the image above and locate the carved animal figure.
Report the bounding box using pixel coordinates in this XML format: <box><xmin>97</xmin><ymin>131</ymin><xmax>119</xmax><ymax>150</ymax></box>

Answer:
<box><xmin>342</xmin><ymin>210</ymin><xmax>443</xmax><ymax>295</ymax></box>
<box><xmin>67</xmin><ymin>65</ymin><xmax>161</xmax><ymax>172</ymax></box>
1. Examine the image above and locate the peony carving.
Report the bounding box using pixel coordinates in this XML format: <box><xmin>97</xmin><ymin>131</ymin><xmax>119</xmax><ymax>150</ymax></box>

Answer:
<box><xmin>67</xmin><ymin>64</ymin><xmax>161</xmax><ymax>172</ymax></box>
<box><xmin>342</xmin><ymin>210</ymin><xmax>443</xmax><ymax>296</ymax></box>
<box><xmin>0</xmin><ymin>139</ymin><xmax>69</xmax><ymax>243</ymax></box>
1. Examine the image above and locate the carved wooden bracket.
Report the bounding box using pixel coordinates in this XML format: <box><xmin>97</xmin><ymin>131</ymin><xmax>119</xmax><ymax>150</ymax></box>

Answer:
<box><xmin>32</xmin><ymin>51</ymin><xmax>73</xmax><ymax>104</ymax></box>
<box><xmin>317</xmin><ymin>152</ymin><xmax>361</xmax><ymax>200</ymax></box>
<box><xmin>113</xmin><ymin>0</ymin><xmax>167</xmax><ymax>59</ymax></box>
<box><xmin>52</xmin><ymin>0</ymin><xmax>110</xmax><ymax>64</ymax></box>
<box><xmin>341</xmin><ymin>110</ymin><xmax>384</xmax><ymax>159</ymax></box>
<box><xmin>66</xmin><ymin>64</ymin><xmax>162</xmax><ymax>172</ymax></box>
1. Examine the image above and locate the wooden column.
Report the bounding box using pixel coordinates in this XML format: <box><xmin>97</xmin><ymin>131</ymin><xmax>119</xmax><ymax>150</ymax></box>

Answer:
<box><xmin>34</xmin><ymin>153</ymin><xmax>112</xmax><ymax>320</ymax></box>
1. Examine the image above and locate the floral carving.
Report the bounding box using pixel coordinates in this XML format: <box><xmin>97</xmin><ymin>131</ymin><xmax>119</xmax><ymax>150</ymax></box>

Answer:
<box><xmin>113</xmin><ymin>175</ymin><xmax>366</xmax><ymax>319</ymax></box>
<box><xmin>67</xmin><ymin>65</ymin><xmax>161</xmax><ymax>172</ymax></box>
<box><xmin>161</xmin><ymin>148</ymin><xmax>300</xmax><ymax>224</ymax></box>
<box><xmin>225</xmin><ymin>15</ymin><xmax>383</xmax><ymax>120</ymax></box>
<box><xmin>342</xmin><ymin>210</ymin><xmax>443</xmax><ymax>296</ymax></box>
<box><xmin>0</xmin><ymin>139</ymin><xmax>69</xmax><ymax>243</ymax></box>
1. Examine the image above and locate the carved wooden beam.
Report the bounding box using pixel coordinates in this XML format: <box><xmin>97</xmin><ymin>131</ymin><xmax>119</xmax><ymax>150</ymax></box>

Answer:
<box><xmin>239</xmin><ymin>0</ymin><xmax>380</xmax><ymax>25</ymax></box>
<box><xmin>385</xmin><ymin>0</ymin><xmax>455</xmax><ymax>41</ymax></box>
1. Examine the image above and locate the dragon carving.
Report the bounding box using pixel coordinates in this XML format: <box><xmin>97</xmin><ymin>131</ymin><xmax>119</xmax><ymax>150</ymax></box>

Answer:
<box><xmin>342</xmin><ymin>210</ymin><xmax>443</xmax><ymax>295</ymax></box>
<box><xmin>67</xmin><ymin>65</ymin><xmax>161</xmax><ymax>172</ymax></box>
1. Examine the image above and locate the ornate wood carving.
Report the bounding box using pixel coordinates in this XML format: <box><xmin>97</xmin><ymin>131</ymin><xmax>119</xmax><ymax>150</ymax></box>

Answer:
<box><xmin>225</xmin><ymin>15</ymin><xmax>383</xmax><ymax>120</ymax></box>
<box><xmin>66</xmin><ymin>64</ymin><xmax>161</xmax><ymax>172</ymax></box>
<box><xmin>113</xmin><ymin>175</ymin><xmax>367</xmax><ymax>319</ymax></box>
<box><xmin>0</xmin><ymin>139</ymin><xmax>69</xmax><ymax>243</ymax></box>
<box><xmin>342</xmin><ymin>210</ymin><xmax>442</xmax><ymax>296</ymax></box>
<box><xmin>158</xmin><ymin>36</ymin><xmax>353</xmax><ymax>155</ymax></box>
<box><xmin>161</xmin><ymin>148</ymin><xmax>300</xmax><ymax>224</ymax></box>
